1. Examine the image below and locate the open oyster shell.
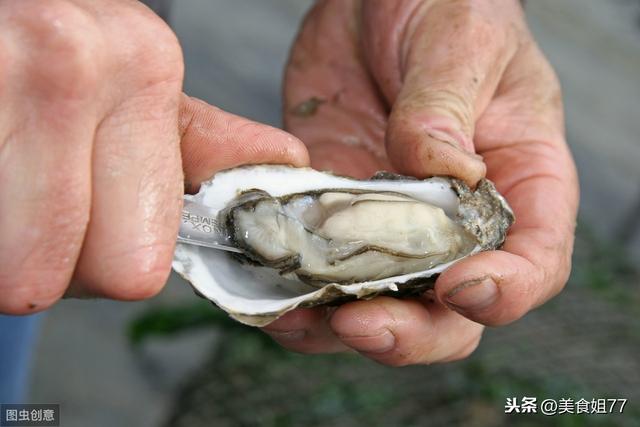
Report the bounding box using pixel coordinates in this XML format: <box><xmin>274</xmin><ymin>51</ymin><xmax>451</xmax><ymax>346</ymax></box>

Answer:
<box><xmin>172</xmin><ymin>165</ymin><xmax>514</xmax><ymax>326</ymax></box>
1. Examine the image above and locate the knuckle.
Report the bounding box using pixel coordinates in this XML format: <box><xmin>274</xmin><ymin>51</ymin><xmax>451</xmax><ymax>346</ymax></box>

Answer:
<box><xmin>0</xmin><ymin>207</ymin><xmax>86</xmax><ymax>314</ymax></box>
<box><xmin>11</xmin><ymin>0</ymin><xmax>102</xmax><ymax>97</ymax></box>
<box><xmin>0</xmin><ymin>270</ymin><xmax>67</xmax><ymax>314</ymax></box>
<box><xmin>99</xmin><ymin>244</ymin><xmax>173</xmax><ymax>300</ymax></box>
<box><xmin>393</xmin><ymin>86</ymin><xmax>474</xmax><ymax>136</ymax></box>
<box><xmin>113</xmin><ymin>4</ymin><xmax>183</xmax><ymax>86</ymax></box>
<box><xmin>11</xmin><ymin>0</ymin><xmax>93</xmax><ymax>39</ymax></box>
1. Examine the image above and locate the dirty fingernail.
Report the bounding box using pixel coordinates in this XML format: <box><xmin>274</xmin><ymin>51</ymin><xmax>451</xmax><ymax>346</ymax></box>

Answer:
<box><xmin>264</xmin><ymin>329</ymin><xmax>307</xmax><ymax>341</ymax></box>
<box><xmin>339</xmin><ymin>329</ymin><xmax>396</xmax><ymax>354</ymax></box>
<box><xmin>446</xmin><ymin>276</ymin><xmax>498</xmax><ymax>312</ymax></box>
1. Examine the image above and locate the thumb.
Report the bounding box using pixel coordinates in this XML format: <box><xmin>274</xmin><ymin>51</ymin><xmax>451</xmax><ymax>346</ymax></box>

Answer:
<box><xmin>363</xmin><ymin>1</ymin><xmax>518</xmax><ymax>186</ymax></box>
<box><xmin>179</xmin><ymin>94</ymin><xmax>310</xmax><ymax>192</ymax></box>
<box><xmin>386</xmin><ymin>80</ymin><xmax>487</xmax><ymax>187</ymax></box>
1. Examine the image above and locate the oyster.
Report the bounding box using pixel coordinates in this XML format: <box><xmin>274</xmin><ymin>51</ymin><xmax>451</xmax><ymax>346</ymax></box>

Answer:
<box><xmin>224</xmin><ymin>190</ymin><xmax>477</xmax><ymax>285</ymax></box>
<box><xmin>173</xmin><ymin>165</ymin><xmax>514</xmax><ymax>326</ymax></box>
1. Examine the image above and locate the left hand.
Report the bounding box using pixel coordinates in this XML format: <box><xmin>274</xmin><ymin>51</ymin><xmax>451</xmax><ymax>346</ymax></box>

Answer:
<box><xmin>261</xmin><ymin>0</ymin><xmax>579</xmax><ymax>365</ymax></box>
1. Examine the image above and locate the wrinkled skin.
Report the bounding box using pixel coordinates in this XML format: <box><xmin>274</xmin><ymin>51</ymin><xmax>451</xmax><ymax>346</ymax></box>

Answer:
<box><xmin>0</xmin><ymin>0</ymin><xmax>579</xmax><ymax>368</ymax></box>
<box><xmin>261</xmin><ymin>0</ymin><xmax>579</xmax><ymax>365</ymax></box>
<box><xmin>0</xmin><ymin>0</ymin><xmax>308</xmax><ymax>313</ymax></box>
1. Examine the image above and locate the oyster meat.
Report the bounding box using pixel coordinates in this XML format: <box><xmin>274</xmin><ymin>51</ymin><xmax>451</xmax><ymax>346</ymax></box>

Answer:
<box><xmin>224</xmin><ymin>189</ymin><xmax>477</xmax><ymax>285</ymax></box>
<box><xmin>173</xmin><ymin>165</ymin><xmax>514</xmax><ymax>326</ymax></box>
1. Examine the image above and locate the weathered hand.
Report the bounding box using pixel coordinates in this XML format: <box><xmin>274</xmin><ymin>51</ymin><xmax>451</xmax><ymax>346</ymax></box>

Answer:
<box><xmin>262</xmin><ymin>0</ymin><xmax>579</xmax><ymax>365</ymax></box>
<box><xmin>0</xmin><ymin>0</ymin><xmax>308</xmax><ymax>314</ymax></box>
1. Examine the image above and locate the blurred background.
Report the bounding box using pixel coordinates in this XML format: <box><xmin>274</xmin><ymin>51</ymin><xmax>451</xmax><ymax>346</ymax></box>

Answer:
<box><xmin>19</xmin><ymin>0</ymin><xmax>640</xmax><ymax>426</ymax></box>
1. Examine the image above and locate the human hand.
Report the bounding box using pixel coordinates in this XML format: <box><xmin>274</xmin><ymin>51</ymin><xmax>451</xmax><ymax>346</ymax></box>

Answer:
<box><xmin>263</xmin><ymin>0</ymin><xmax>579</xmax><ymax>365</ymax></box>
<box><xmin>0</xmin><ymin>0</ymin><xmax>308</xmax><ymax>314</ymax></box>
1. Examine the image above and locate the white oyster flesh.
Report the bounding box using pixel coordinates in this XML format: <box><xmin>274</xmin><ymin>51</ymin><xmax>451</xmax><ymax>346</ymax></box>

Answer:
<box><xmin>229</xmin><ymin>190</ymin><xmax>477</xmax><ymax>285</ymax></box>
<box><xmin>172</xmin><ymin>165</ymin><xmax>513</xmax><ymax>326</ymax></box>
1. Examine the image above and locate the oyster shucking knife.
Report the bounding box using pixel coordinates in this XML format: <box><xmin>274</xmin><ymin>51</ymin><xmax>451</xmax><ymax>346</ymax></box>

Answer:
<box><xmin>177</xmin><ymin>198</ymin><xmax>243</xmax><ymax>253</ymax></box>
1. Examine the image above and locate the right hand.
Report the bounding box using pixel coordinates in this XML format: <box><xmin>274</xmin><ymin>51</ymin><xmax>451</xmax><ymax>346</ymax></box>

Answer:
<box><xmin>0</xmin><ymin>0</ymin><xmax>309</xmax><ymax>314</ymax></box>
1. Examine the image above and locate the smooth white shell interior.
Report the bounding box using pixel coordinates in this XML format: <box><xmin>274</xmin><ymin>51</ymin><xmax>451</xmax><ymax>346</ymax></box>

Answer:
<box><xmin>172</xmin><ymin>166</ymin><xmax>470</xmax><ymax>326</ymax></box>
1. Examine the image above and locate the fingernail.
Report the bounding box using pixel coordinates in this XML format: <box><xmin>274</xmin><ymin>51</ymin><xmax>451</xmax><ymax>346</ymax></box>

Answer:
<box><xmin>338</xmin><ymin>329</ymin><xmax>396</xmax><ymax>354</ymax></box>
<box><xmin>446</xmin><ymin>276</ymin><xmax>498</xmax><ymax>312</ymax></box>
<box><xmin>264</xmin><ymin>329</ymin><xmax>306</xmax><ymax>341</ymax></box>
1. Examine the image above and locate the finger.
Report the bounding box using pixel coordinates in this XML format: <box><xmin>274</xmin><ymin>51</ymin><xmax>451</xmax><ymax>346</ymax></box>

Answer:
<box><xmin>71</xmin><ymin>90</ymin><xmax>310</xmax><ymax>299</ymax></box>
<box><xmin>435</xmin><ymin>144</ymin><xmax>578</xmax><ymax>326</ymax></box>
<box><xmin>179</xmin><ymin>95</ymin><xmax>310</xmax><ymax>192</ymax></box>
<box><xmin>434</xmin><ymin>38</ymin><xmax>579</xmax><ymax>326</ymax></box>
<box><xmin>69</xmin><ymin>9</ymin><xmax>185</xmax><ymax>300</ymax></box>
<box><xmin>262</xmin><ymin>307</ymin><xmax>349</xmax><ymax>354</ymax></box>
<box><xmin>283</xmin><ymin>0</ymin><xmax>390</xmax><ymax>178</ymax></box>
<box><xmin>0</xmin><ymin>2</ymin><xmax>99</xmax><ymax>313</ymax></box>
<box><xmin>330</xmin><ymin>297</ymin><xmax>484</xmax><ymax>366</ymax></box>
<box><xmin>361</xmin><ymin>0</ymin><xmax>523</xmax><ymax>185</ymax></box>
